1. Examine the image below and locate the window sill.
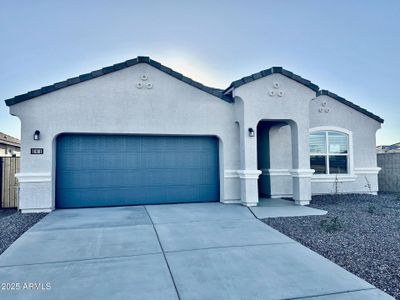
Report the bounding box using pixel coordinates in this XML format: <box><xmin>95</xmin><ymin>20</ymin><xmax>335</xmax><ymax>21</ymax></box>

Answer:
<box><xmin>311</xmin><ymin>174</ymin><xmax>357</xmax><ymax>183</ymax></box>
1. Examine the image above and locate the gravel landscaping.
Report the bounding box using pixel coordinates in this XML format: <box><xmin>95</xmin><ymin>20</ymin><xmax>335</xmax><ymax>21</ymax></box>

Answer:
<box><xmin>263</xmin><ymin>193</ymin><xmax>400</xmax><ymax>299</ymax></box>
<box><xmin>0</xmin><ymin>209</ymin><xmax>47</xmax><ymax>255</ymax></box>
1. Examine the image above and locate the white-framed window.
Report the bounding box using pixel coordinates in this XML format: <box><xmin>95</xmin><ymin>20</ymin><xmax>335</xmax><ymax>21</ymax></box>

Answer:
<box><xmin>309</xmin><ymin>130</ymin><xmax>349</xmax><ymax>175</ymax></box>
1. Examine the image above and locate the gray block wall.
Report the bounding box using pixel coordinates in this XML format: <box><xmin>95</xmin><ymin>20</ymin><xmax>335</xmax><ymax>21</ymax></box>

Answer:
<box><xmin>377</xmin><ymin>153</ymin><xmax>400</xmax><ymax>192</ymax></box>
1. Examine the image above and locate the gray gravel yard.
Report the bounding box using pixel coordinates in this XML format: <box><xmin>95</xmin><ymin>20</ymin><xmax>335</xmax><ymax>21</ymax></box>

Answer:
<box><xmin>0</xmin><ymin>209</ymin><xmax>47</xmax><ymax>255</ymax></box>
<box><xmin>264</xmin><ymin>193</ymin><xmax>400</xmax><ymax>300</ymax></box>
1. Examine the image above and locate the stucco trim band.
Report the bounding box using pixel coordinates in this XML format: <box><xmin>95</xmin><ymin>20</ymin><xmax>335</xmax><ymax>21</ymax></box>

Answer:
<box><xmin>353</xmin><ymin>167</ymin><xmax>381</xmax><ymax>175</ymax></box>
<box><xmin>290</xmin><ymin>169</ymin><xmax>315</xmax><ymax>178</ymax></box>
<box><xmin>311</xmin><ymin>175</ymin><xmax>357</xmax><ymax>182</ymax></box>
<box><xmin>20</xmin><ymin>208</ymin><xmax>53</xmax><ymax>213</ymax></box>
<box><xmin>221</xmin><ymin>199</ymin><xmax>242</xmax><ymax>204</ymax></box>
<box><xmin>236</xmin><ymin>170</ymin><xmax>262</xmax><ymax>179</ymax></box>
<box><xmin>261</xmin><ymin>169</ymin><xmax>291</xmax><ymax>176</ymax></box>
<box><xmin>16</xmin><ymin>173</ymin><xmax>52</xmax><ymax>183</ymax></box>
<box><xmin>224</xmin><ymin>169</ymin><xmax>240</xmax><ymax>178</ymax></box>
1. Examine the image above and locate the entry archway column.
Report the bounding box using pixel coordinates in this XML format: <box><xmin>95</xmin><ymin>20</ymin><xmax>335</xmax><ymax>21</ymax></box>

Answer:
<box><xmin>289</xmin><ymin>120</ymin><xmax>315</xmax><ymax>205</ymax></box>
<box><xmin>237</xmin><ymin>122</ymin><xmax>261</xmax><ymax>206</ymax></box>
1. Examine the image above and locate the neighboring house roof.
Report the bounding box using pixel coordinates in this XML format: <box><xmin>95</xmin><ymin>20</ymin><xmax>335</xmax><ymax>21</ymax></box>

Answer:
<box><xmin>377</xmin><ymin>142</ymin><xmax>400</xmax><ymax>153</ymax></box>
<box><xmin>223</xmin><ymin>66</ymin><xmax>320</xmax><ymax>94</ymax></box>
<box><xmin>0</xmin><ymin>132</ymin><xmax>20</xmax><ymax>148</ymax></box>
<box><xmin>3</xmin><ymin>56</ymin><xmax>383</xmax><ymax>123</ymax></box>
<box><xmin>317</xmin><ymin>90</ymin><xmax>384</xmax><ymax>123</ymax></box>
<box><xmin>389</xmin><ymin>142</ymin><xmax>400</xmax><ymax>149</ymax></box>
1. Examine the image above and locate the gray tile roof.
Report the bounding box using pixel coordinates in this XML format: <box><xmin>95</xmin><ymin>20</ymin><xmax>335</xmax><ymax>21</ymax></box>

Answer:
<box><xmin>3</xmin><ymin>56</ymin><xmax>383</xmax><ymax>123</ymax></box>
<box><xmin>4</xmin><ymin>56</ymin><xmax>232</xmax><ymax>106</ymax></box>
<box><xmin>223</xmin><ymin>66</ymin><xmax>320</xmax><ymax>93</ymax></box>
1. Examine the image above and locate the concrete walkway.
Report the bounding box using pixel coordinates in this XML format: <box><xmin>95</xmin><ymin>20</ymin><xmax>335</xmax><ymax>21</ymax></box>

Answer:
<box><xmin>250</xmin><ymin>198</ymin><xmax>327</xmax><ymax>218</ymax></box>
<box><xmin>0</xmin><ymin>203</ymin><xmax>393</xmax><ymax>300</ymax></box>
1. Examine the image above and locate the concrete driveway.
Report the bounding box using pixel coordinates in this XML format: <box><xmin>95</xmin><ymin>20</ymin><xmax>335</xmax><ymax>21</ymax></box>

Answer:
<box><xmin>0</xmin><ymin>203</ymin><xmax>393</xmax><ymax>300</ymax></box>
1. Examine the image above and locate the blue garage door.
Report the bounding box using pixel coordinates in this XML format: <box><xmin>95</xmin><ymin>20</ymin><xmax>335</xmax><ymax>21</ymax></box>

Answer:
<box><xmin>56</xmin><ymin>134</ymin><xmax>219</xmax><ymax>208</ymax></box>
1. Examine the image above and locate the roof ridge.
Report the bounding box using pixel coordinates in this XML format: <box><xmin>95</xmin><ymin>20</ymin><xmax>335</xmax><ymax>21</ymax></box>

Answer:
<box><xmin>3</xmin><ymin>57</ymin><xmax>383</xmax><ymax>123</ymax></box>
<box><xmin>223</xmin><ymin>67</ymin><xmax>383</xmax><ymax>123</ymax></box>
<box><xmin>223</xmin><ymin>66</ymin><xmax>320</xmax><ymax>94</ymax></box>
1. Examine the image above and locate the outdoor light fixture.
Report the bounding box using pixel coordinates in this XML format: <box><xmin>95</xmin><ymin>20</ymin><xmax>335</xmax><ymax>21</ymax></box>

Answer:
<box><xmin>33</xmin><ymin>130</ymin><xmax>40</xmax><ymax>141</ymax></box>
<box><xmin>248</xmin><ymin>128</ymin><xmax>255</xmax><ymax>137</ymax></box>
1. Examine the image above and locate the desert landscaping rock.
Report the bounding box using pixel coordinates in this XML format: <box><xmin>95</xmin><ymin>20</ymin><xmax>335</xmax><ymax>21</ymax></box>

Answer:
<box><xmin>264</xmin><ymin>193</ymin><xmax>400</xmax><ymax>300</ymax></box>
<box><xmin>0</xmin><ymin>209</ymin><xmax>47</xmax><ymax>254</ymax></box>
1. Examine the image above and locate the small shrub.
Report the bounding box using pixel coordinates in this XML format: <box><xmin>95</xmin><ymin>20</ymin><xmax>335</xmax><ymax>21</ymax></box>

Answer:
<box><xmin>367</xmin><ymin>204</ymin><xmax>385</xmax><ymax>216</ymax></box>
<box><xmin>331</xmin><ymin>175</ymin><xmax>342</xmax><ymax>195</ymax></box>
<box><xmin>364</xmin><ymin>176</ymin><xmax>372</xmax><ymax>193</ymax></box>
<box><xmin>368</xmin><ymin>205</ymin><xmax>377</xmax><ymax>214</ymax></box>
<box><xmin>320</xmin><ymin>216</ymin><xmax>342</xmax><ymax>233</ymax></box>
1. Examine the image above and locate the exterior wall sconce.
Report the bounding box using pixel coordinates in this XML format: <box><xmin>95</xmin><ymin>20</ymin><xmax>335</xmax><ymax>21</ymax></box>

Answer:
<box><xmin>33</xmin><ymin>130</ymin><xmax>40</xmax><ymax>141</ymax></box>
<box><xmin>248</xmin><ymin>128</ymin><xmax>255</xmax><ymax>137</ymax></box>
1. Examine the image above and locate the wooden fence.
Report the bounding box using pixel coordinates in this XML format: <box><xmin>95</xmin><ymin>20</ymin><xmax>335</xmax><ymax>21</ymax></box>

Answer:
<box><xmin>0</xmin><ymin>157</ymin><xmax>20</xmax><ymax>208</ymax></box>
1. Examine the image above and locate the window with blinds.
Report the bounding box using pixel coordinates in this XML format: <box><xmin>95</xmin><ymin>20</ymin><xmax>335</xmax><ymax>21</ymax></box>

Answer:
<box><xmin>310</xmin><ymin>131</ymin><xmax>349</xmax><ymax>174</ymax></box>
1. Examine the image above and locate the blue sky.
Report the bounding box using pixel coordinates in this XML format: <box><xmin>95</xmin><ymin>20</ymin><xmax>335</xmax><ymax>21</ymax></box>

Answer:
<box><xmin>1</xmin><ymin>0</ymin><xmax>399</xmax><ymax>145</ymax></box>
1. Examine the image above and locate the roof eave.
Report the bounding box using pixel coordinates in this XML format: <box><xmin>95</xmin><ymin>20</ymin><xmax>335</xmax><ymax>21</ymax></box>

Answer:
<box><xmin>0</xmin><ymin>140</ymin><xmax>20</xmax><ymax>147</ymax></box>
<box><xmin>317</xmin><ymin>90</ymin><xmax>384</xmax><ymax>123</ymax></box>
<box><xmin>223</xmin><ymin>66</ymin><xmax>320</xmax><ymax>94</ymax></box>
<box><xmin>4</xmin><ymin>56</ymin><xmax>232</xmax><ymax>106</ymax></box>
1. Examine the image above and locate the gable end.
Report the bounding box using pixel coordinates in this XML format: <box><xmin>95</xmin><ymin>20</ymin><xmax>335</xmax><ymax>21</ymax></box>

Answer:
<box><xmin>223</xmin><ymin>66</ymin><xmax>320</xmax><ymax>94</ymax></box>
<box><xmin>4</xmin><ymin>56</ymin><xmax>233</xmax><ymax>106</ymax></box>
<box><xmin>317</xmin><ymin>90</ymin><xmax>384</xmax><ymax>123</ymax></box>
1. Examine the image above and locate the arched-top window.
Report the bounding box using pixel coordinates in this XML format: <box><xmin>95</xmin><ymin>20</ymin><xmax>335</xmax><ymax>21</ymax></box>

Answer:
<box><xmin>309</xmin><ymin>131</ymin><xmax>349</xmax><ymax>174</ymax></box>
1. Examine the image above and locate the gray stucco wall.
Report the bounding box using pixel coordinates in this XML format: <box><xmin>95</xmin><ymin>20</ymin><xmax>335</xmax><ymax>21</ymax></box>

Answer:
<box><xmin>10</xmin><ymin>63</ymin><xmax>241</xmax><ymax>211</ymax></box>
<box><xmin>309</xmin><ymin>95</ymin><xmax>381</xmax><ymax>195</ymax></box>
<box><xmin>377</xmin><ymin>153</ymin><xmax>400</xmax><ymax>192</ymax></box>
<box><xmin>258</xmin><ymin>92</ymin><xmax>382</xmax><ymax>197</ymax></box>
<box><xmin>9</xmin><ymin>63</ymin><xmax>383</xmax><ymax>211</ymax></box>
<box><xmin>233</xmin><ymin>74</ymin><xmax>317</xmax><ymax>204</ymax></box>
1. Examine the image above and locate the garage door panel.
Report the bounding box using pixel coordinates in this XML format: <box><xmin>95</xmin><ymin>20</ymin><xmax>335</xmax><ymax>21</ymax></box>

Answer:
<box><xmin>141</xmin><ymin>169</ymin><xmax>187</xmax><ymax>186</ymax></box>
<box><xmin>102</xmin><ymin>154</ymin><xmax>140</xmax><ymax>170</ymax></box>
<box><xmin>60</xmin><ymin>154</ymin><xmax>142</xmax><ymax>172</ymax></box>
<box><xmin>58</xmin><ymin>189</ymin><xmax>107</xmax><ymax>206</ymax></box>
<box><xmin>144</xmin><ymin>186</ymin><xmax>198</xmax><ymax>203</ymax></box>
<box><xmin>58</xmin><ymin>187</ymin><xmax>149</xmax><ymax>207</ymax></box>
<box><xmin>141</xmin><ymin>136</ymin><xmax>169</xmax><ymax>152</ymax></box>
<box><xmin>139</xmin><ymin>152</ymin><xmax>202</xmax><ymax>169</ymax></box>
<box><xmin>60</xmin><ymin>153</ymin><xmax>105</xmax><ymax>171</ymax></box>
<box><xmin>140</xmin><ymin>169</ymin><xmax>216</xmax><ymax>186</ymax></box>
<box><xmin>140</xmin><ymin>152</ymin><xmax>165</xmax><ymax>168</ymax></box>
<box><xmin>198</xmin><ymin>185</ymin><xmax>219</xmax><ymax>200</ymax></box>
<box><xmin>56</xmin><ymin>135</ymin><xmax>219</xmax><ymax>208</ymax></box>
<box><xmin>59</xmin><ymin>135</ymin><xmax>143</xmax><ymax>153</ymax></box>
<box><xmin>93</xmin><ymin>170</ymin><xmax>144</xmax><ymax>188</ymax></box>
<box><xmin>164</xmin><ymin>152</ymin><xmax>202</xmax><ymax>168</ymax></box>
<box><xmin>58</xmin><ymin>170</ymin><xmax>145</xmax><ymax>189</ymax></box>
<box><xmin>164</xmin><ymin>186</ymin><xmax>199</xmax><ymax>203</ymax></box>
<box><xmin>124</xmin><ymin>137</ymin><xmax>141</xmax><ymax>151</ymax></box>
<box><xmin>57</xmin><ymin>185</ymin><xmax>214</xmax><ymax>207</ymax></box>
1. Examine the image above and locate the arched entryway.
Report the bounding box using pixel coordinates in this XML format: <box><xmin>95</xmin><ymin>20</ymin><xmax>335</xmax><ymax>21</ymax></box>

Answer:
<box><xmin>256</xmin><ymin>119</ymin><xmax>314</xmax><ymax>205</ymax></box>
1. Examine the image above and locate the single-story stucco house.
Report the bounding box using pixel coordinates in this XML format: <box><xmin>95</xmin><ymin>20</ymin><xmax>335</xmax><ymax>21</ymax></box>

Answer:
<box><xmin>4</xmin><ymin>56</ymin><xmax>383</xmax><ymax>213</ymax></box>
